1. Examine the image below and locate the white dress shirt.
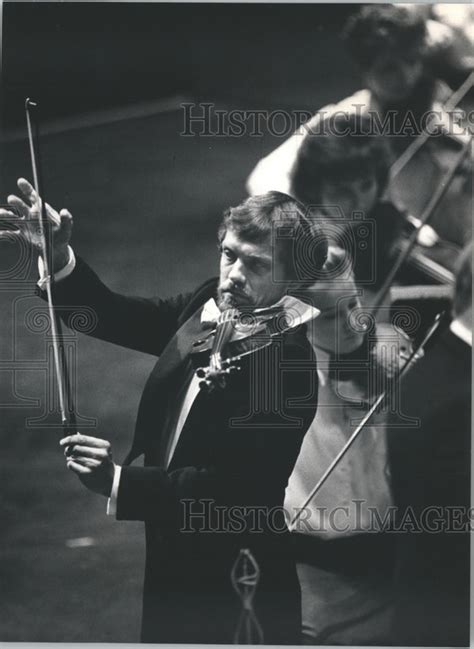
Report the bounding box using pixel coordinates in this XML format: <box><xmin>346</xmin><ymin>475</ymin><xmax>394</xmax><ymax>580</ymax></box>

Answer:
<box><xmin>37</xmin><ymin>245</ymin><xmax>77</xmax><ymax>289</ymax></box>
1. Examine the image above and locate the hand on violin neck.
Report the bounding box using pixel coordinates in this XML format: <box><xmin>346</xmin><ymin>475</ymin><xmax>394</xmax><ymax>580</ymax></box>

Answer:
<box><xmin>0</xmin><ymin>177</ymin><xmax>73</xmax><ymax>273</ymax></box>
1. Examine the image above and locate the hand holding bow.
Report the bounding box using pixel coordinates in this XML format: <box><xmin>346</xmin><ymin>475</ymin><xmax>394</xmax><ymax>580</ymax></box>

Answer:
<box><xmin>0</xmin><ymin>177</ymin><xmax>73</xmax><ymax>274</ymax></box>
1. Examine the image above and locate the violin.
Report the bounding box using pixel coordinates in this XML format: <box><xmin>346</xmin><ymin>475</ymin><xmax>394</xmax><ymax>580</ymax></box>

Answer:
<box><xmin>194</xmin><ymin>308</ymin><xmax>242</xmax><ymax>391</ymax></box>
<box><xmin>372</xmin><ymin>133</ymin><xmax>471</xmax><ymax>315</ymax></box>
<box><xmin>327</xmin><ymin>320</ymin><xmax>420</xmax><ymax>412</ymax></box>
<box><xmin>192</xmin><ymin>304</ymin><xmax>292</xmax><ymax>392</ymax></box>
<box><xmin>380</xmin><ymin>72</ymin><xmax>473</xmax><ymax>287</ymax></box>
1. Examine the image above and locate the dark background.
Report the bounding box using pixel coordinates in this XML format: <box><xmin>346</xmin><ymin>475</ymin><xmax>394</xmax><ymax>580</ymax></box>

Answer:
<box><xmin>2</xmin><ymin>3</ymin><xmax>355</xmax><ymax>129</ymax></box>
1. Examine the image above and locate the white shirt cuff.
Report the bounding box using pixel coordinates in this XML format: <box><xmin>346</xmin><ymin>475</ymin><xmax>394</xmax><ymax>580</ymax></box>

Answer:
<box><xmin>106</xmin><ymin>464</ymin><xmax>122</xmax><ymax>517</ymax></box>
<box><xmin>37</xmin><ymin>245</ymin><xmax>76</xmax><ymax>289</ymax></box>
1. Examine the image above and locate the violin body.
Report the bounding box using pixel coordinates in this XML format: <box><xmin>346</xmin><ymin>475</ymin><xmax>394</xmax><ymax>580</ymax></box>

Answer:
<box><xmin>329</xmin><ymin>321</ymin><xmax>419</xmax><ymax>408</ymax></box>
<box><xmin>190</xmin><ymin>307</ymin><xmax>282</xmax><ymax>392</ymax></box>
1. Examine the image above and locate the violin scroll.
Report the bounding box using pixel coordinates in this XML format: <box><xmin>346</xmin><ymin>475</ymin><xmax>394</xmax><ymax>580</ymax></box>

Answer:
<box><xmin>195</xmin><ymin>307</ymin><xmax>242</xmax><ymax>393</ymax></box>
<box><xmin>196</xmin><ymin>355</ymin><xmax>242</xmax><ymax>392</ymax></box>
<box><xmin>191</xmin><ymin>303</ymin><xmax>286</xmax><ymax>392</ymax></box>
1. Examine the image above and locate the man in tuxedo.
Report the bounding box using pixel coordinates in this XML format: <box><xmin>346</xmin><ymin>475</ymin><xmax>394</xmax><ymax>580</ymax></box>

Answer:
<box><xmin>0</xmin><ymin>182</ymin><xmax>327</xmax><ymax>644</ymax></box>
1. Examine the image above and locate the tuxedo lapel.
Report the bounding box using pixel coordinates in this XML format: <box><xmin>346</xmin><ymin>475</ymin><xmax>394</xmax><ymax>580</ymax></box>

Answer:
<box><xmin>125</xmin><ymin>306</ymin><xmax>211</xmax><ymax>465</ymax></box>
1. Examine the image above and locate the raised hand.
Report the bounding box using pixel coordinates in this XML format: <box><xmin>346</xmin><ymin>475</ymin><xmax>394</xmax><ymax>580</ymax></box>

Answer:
<box><xmin>0</xmin><ymin>177</ymin><xmax>73</xmax><ymax>273</ymax></box>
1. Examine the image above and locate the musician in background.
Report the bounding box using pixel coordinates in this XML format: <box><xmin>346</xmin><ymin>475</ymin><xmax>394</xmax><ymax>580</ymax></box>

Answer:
<box><xmin>247</xmin><ymin>4</ymin><xmax>471</xmax><ymax>248</ymax></box>
<box><xmin>290</xmin><ymin>113</ymin><xmax>450</xmax><ymax>290</ymax></box>
<box><xmin>285</xmin><ymin>248</ymin><xmax>398</xmax><ymax>644</ymax></box>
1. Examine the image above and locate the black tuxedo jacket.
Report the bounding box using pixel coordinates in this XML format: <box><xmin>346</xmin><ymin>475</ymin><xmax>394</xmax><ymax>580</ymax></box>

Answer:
<box><xmin>46</xmin><ymin>257</ymin><xmax>319</xmax><ymax>644</ymax></box>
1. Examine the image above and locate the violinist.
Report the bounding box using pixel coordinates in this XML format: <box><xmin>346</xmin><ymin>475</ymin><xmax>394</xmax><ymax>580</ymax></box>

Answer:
<box><xmin>285</xmin><ymin>247</ymin><xmax>397</xmax><ymax>645</ymax></box>
<box><xmin>290</xmin><ymin>112</ymin><xmax>447</xmax><ymax>290</ymax></box>
<box><xmin>0</xmin><ymin>185</ymin><xmax>327</xmax><ymax>644</ymax></box>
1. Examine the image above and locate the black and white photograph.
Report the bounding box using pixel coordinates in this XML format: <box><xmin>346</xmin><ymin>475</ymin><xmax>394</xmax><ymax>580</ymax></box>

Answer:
<box><xmin>0</xmin><ymin>1</ymin><xmax>472</xmax><ymax>645</ymax></box>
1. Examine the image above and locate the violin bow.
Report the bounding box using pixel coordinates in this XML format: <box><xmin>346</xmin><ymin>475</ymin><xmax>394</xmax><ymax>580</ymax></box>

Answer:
<box><xmin>231</xmin><ymin>548</ymin><xmax>264</xmax><ymax>644</ymax></box>
<box><xmin>25</xmin><ymin>98</ymin><xmax>77</xmax><ymax>436</ymax></box>
<box><xmin>288</xmin><ymin>310</ymin><xmax>445</xmax><ymax>531</ymax></box>
<box><xmin>371</xmin><ymin>132</ymin><xmax>472</xmax><ymax>316</ymax></box>
<box><xmin>389</xmin><ymin>70</ymin><xmax>474</xmax><ymax>182</ymax></box>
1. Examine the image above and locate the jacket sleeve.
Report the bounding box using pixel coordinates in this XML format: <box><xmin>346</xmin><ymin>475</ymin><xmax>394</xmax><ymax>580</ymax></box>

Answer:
<box><xmin>115</xmin><ymin>334</ymin><xmax>318</xmax><ymax>528</ymax></box>
<box><xmin>37</xmin><ymin>255</ymin><xmax>197</xmax><ymax>356</ymax></box>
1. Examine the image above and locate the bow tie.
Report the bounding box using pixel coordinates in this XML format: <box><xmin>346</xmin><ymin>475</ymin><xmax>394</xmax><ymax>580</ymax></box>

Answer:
<box><xmin>200</xmin><ymin>296</ymin><xmax>320</xmax><ymax>330</ymax></box>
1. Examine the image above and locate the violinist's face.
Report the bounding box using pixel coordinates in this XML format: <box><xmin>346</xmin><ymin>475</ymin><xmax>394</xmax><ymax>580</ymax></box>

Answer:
<box><xmin>365</xmin><ymin>50</ymin><xmax>424</xmax><ymax>105</ymax></box>
<box><xmin>320</xmin><ymin>174</ymin><xmax>378</xmax><ymax>219</ymax></box>
<box><xmin>217</xmin><ymin>229</ymin><xmax>289</xmax><ymax>310</ymax></box>
<box><xmin>307</xmin><ymin>282</ymin><xmax>365</xmax><ymax>354</ymax></box>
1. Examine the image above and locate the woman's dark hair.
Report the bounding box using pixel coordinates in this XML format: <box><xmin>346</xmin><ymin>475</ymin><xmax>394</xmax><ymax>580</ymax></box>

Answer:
<box><xmin>290</xmin><ymin>113</ymin><xmax>392</xmax><ymax>206</ymax></box>
<box><xmin>342</xmin><ymin>4</ymin><xmax>427</xmax><ymax>67</ymax></box>
<box><xmin>218</xmin><ymin>191</ymin><xmax>328</xmax><ymax>281</ymax></box>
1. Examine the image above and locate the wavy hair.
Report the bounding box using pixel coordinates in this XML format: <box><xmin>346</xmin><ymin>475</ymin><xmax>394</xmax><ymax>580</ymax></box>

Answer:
<box><xmin>291</xmin><ymin>113</ymin><xmax>392</xmax><ymax>205</ymax></box>
<box><xmin>218</xmin><ymin>191</ymin><xmax>328</xmax><ymax>281</ymax></box>
<box><xmin>342</xmin><ymin>4</ymin><xmax>427</xmax><ymax>67</ymax></box>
